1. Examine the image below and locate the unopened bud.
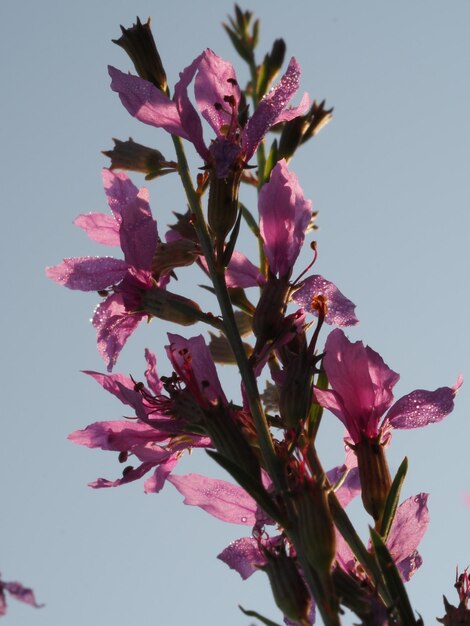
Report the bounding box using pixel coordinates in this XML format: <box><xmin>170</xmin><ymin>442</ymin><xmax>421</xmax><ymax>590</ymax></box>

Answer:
<box><xmin>152</xmin><ymin>240</ymin><xmax>201</xmax><ymax>278</ymax></box>
<box><xmin>142</xmin><ymin>287</ymin><xmax>202</xmax><ymax>326</ymax></box>
<box><xmin>260</xmin><ymin>546</ymin><xmax>312</xmax><ymax>626</ymax></box>
<box><xmin>295</xmin><ymin>479</ymin><xmax>336</xmax><ymax>575</ymax></box>
<box><xmin>279</xmin><ymin>353</ymin><xmax>313</xmax><ymax>429</ymax></box>
<box><xmin>103</xmin><ymin>138</ymin><xmax>177</xmax><ymax>179</ymax></box>
<box><xmin>252</xmin><ymin>275</ymin><xmax>290</xmax><ymax>345</ymax></box>
<box><xmin>279</xmin><ymin>101</ymin><xmax>333</xmax><ymax>161</ymax></box>
<box><xmin>207</xmin><ymin>152</ymin><xmax>243</xmax><ymax>260</ymax></box>
<box><xmin>354</xmin><ymin>435</ymin><xmax>391</xmax><ymax>524</ymax></box>
<box><xmin>113</xmin><ymin>17</ymin><xmax>167</xmax><ymax>91</ymax></box>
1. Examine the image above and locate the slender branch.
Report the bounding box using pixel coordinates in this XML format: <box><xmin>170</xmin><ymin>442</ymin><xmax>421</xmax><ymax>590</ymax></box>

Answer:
<box><xmin>172</xmin><ymin>135</ymin><xmax>284</xmax><ymax>492</ymax></box>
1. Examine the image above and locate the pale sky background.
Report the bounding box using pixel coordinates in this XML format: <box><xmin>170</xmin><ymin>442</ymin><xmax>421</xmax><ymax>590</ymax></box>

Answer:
<box><xmin>1</xmin><ymin>1</ymin><xmax>469</xmax><ymax>625</ymax></box>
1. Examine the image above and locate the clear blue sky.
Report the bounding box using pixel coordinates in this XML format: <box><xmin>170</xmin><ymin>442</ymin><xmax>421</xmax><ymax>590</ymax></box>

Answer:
<box><xmin>1</xmin><ymin>1</ymin><xmax>469</xmax><ymax>625</ymax></box>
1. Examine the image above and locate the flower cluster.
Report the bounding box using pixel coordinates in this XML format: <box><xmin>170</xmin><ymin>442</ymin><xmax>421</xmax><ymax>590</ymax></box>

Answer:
<box><xmin>47</xmin><ymin>8</ymin><xmax>465</xmax><ymax>626</ymax></box>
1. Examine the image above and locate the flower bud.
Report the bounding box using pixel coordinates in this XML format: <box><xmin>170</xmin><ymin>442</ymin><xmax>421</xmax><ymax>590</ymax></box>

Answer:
<box><xmin>142</xmin><ymin>287</ymin><xmax>202</xmax><ymax>326</ymax></box>
<box><xmin>354</xmin><ymin>435</ymin><xmax>391</xmax><ymax>524</ymax></box>
<box><xmin>207</xmin><ymin>154</ymin><xmax>243</xmax><ymax>260</ymax></box>
<box><xmin>113</xmin><ymin>17</ymin><xmax>167</xmax><ymax>92</ymax></box>
<box><xmin>279</xmin><ymin>353</ymin><xmax>314</xmax><ymax>429</ymax></box>
<box><xmin>279</xmin><ymin>101</ymin><xmax>333</xmax><ymax>161</ymax></box>
<box><xmin>294</xmin><ymin>479</ymin><xmax>336</xmax><ymax>575</ymax></box>
<box><xmin>103</xmin><ymin>138</ymin><xmax>177</xmax><ymax>180</ymax></box>
<box><xmin>260</xmin><ymin>546</ymin><xmax>312</xmax><ymax>626</ymax></box>
<box><xmin>152</xmin><ymin>240</ymin><xmax>201</xmax><ymax>278</ymax></box>
<box><xmin>252</xmin><ymin>275</ymin><xmax>290</xmax><ymax>345</ymax></box>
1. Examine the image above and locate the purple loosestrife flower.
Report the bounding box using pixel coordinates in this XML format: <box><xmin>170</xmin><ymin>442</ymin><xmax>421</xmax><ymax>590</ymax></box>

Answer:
<box><xmin>109</xmin><ymin>50</ymin><xmax>310</xmax><ymax>177</ymax></box>
<box><xmin>259</xmin><ymin>160</ymin><xmax>358</xmax><ymax>326</ymax></box>
<box><xmin>315</xmin><ymin>329</ymin><xmax>462</xmax><ymax>445</ymax></box>
<box><xmin>47</xmin><ymin>170</ymin><xmax>167</xmax><ymax>370</ymax></box>
<box><xmin>68</xmin><ymin>348</ymin><xmax>211</xmax><ymax>493</ymax></box>
<box><xmin>0</xmin><ymin>574</ymin><xmax>43</xmax><ymax>616</ymax></box>
<box><xmin>336</xmin><ymin>493</ymin><xmax>430</xmax><ymax>582</ymax></box>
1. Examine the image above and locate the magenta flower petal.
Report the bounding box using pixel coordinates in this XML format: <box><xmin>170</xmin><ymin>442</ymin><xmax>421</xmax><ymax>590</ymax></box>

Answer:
<box><xmin>275</xmin><ymin>91</ymin><xmax>311</xmax><ymax>124</ymax></box>
<box><xmin>218</xmin><ymin>537</ymin><xmax>265</xmax><ymax>579</ymax></box>
<box><xmin>225</xmin><ymin>251</ymin><xmax>264</xmax><ymax>288</ymax></box>
<box><xmin>83</xmin><ymin>369</ymin><xmax>136</xmax><ymax>402</ymax></box>
<box><xmin>108</xmin><ymin>66</ymin><xmax>189</xmax><ymax>138</ymax></box>
<box><xmin>46</xmin><ymin>257</ymin><xmax>128</xmax><ymax>291</ymax></box>
<box><xmin>174</xmin><ymin>52</ymin><xmax>209</xmax><ymax>160</ymax></box>
<box><xmin>144</xmin><ymin>348</ymin><xmax>163</xmax><ymax>395</ymax></box>
<box><xmin>89</xmin><ymin>462</ymin><xmax>155</xmax><ymax>489</ymax></box>
<box><xmin>317</xmin><ymin>329</ymin><xmax>399</xmax><ymax>443</ymax></box>
<box><xmin>1</xmin><ymin>580</ymin><xmax>43</xmax><ymax>610</ymax></box>
<box><xmin>244</xmin><ymin>57</ymin><xmax>309</xmax><ymax>158</ymax></box>
<box><xmin>166</xmin><ymin>333</ymin><xmax>227</xmax><ymax>406</ymax></box>
<box><xmin>386</xmin><ymin>493</ymin><xmax>429</xmax><ymax>581</ymax></box>
<box><xmin>386</xmin><ymin>377</ymin><xmax>463</xmax><ymax>429</ymax></box>
<box><xmin>194</xmin><ymin>49</ymin><xmax>241</xmax><ymax>137</ymax></box>
<box><xmin>93</xmin><ymin>294</ymin><xmax>144</xmax><ymax>371</ymax></box>
<box><xmin>117</xmin><ymin>183</ymin><xmax>158</xmax><ymax>272</ymax></box>
<box><xmin>144</xmin><ymin>455</ymin><xmax>179</xmax><ymax>494</ymax></box>
<box><xmin>292</xmin><ymin>275</ymin><xmax>358</xmax><ymax>326</ymax></box>
<box><xmin>74</xmin><ymin>213</ymin><xmax>121</xmax><ymax>246</ymax></box>
<box><xmin>168</xmin><ymin>474</ymin><xmax>257</xmax><ymax>525</ymax></box>
<box><xmin>259</xmin><ymin>159</ymin><xmax>312</xmax><ymax>277</ymax></box>
<box><xmin>68</xmin><ymin>420</ymin><xmax>158</xmax><ymax>451</ymax></box>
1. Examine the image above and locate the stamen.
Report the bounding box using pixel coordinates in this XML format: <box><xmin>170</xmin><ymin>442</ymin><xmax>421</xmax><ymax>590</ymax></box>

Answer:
<box><xmin>291</xmin><ymin>241</ymin><xmax>318</xmax><ymax>289</ymax></box>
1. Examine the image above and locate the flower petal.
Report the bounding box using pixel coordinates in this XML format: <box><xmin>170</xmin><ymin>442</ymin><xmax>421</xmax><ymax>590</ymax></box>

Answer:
<box><xmin>321</xmin><ymin>329</ymin><xmax>399</xmax><ymax>441</ymax></box>
<box><xmin>259</xmin><ymin>160</ymin><xmax>312</xmax><ymax>277</ymax></box>
<box><xmin>74</xmin><ymin>212</ymin><xmax>121</xmax><ymax>246</ymax></box>
<box><xmin>166</xmin><ymin>333</ymin><xmax>227</xmax><ymax>405</ymax></box>
<box><xmin>46</xmin><ymin>257</ymin><xmax>128</xmax><ymax>291</ymax></box>
<box><xmin>386</xmin><ymin>493</ymin><xmax>429</xmax><ymax>581</ymax></box>
<box><xmin>218</xmin><ymin>537</ymin><xmax>265</xmax><ymax>579</ymax></box>
<box><xmin>68</xmin><ymin>420</ymin><xmax>158</xmax><ymax>451</ymax></box>
<box><xmin>194</xmin><ymin>49</ymin><xmax>240</xmax><ymax>137</ymax></box>
<box><xmin>109</xmin><ymin>66</ymin><xmax>189</xmax><ymax>137</ymax></box>
<box><xmin>174</xmin><ymin>53</ymin><xmax>209</xmax><ymax>160</ymax></box>
<box><xmin>168</xmin><ymin>474</ymin><xmax>257</xmax><ymax>525</ymax></box>
<box><xmin>93</xmin><ymin>293</ymin><xmax>144</xmax><ymax>371</ymax></box>
<box><xmin>225</xmin><ymin>251</ymin><xmax>263</xmax><ymax>288</ymax></box>
<box><xmin>243</xmin><ymin>57</ymin><xmax>307</xmax><ymax>159</ymax></box>
<box><xmin>2</xmin><ymin>581</ymin><xmax>43</xmax><ymax>609</ymax></box>
<box><xmin>386</xmin><ymin>377</ymin><xmax>462</xmax><ymax>429</ymax></box>
<box><xmin>292</xmin><ymin>275</ymin><xmax>358</xmax><ymax>326</ymax></box>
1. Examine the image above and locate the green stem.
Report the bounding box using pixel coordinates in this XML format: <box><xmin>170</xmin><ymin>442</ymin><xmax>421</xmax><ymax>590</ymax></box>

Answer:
<box><xmin>172</xmin><ymin>135</ymin><xmax>283</xmax><ymax>492</ymax></box>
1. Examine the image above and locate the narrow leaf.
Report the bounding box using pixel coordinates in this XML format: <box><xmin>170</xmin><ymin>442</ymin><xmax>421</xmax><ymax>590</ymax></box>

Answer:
<box><xmin>379</xmin><ymin>457</ymin><xmax>408</xmax><ymax>542</ymax></box>
<box><xmin>370</xmin><ymin>528</ymin><xmax>418</xmax><ymax>626</ymax></box>
<box><xmin>239</xmin><ymin>606</ymin><xmax>283</xmax><ymax>626</ymax></box>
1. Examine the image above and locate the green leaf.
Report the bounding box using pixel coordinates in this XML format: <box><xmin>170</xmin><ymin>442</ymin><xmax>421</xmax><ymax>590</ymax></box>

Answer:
<box><xmin>263</xmin><ymin>140</ymin><xmax>279</xmax><ymax>181</ymax></box>
<box><xmin>328</xmin><ymin>493</ymin><xmax>392</xmax><ymax>605</ymax></box>
<box><xmin>222</xmin><ymin>207</ymin><xmax>242</xmax><ymax>267</ymax></box>
<box><xmin>370</xmin><ymin>528</ymin><xmax>418</xmax><ymax>626</ymax></box>
<box><xmin>239</xmin><ymin>606</ymin><xmax>284</xmax><ymax>626</ymax></box>
<box><xmin>206</xmin><ymin>449</ymin><xmax>283</xmax><ymax>524</ymax></box>
<box><xmin>379</xmin><ymin>457</ymin><xmax>408</xmax><ymax>541</ymax></box>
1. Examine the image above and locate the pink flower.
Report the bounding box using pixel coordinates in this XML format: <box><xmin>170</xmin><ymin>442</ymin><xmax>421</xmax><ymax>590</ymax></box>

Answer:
<box><xmin>258</xmin><ymin>159</ymin><xmax>312</xmax><ymax>278</ymax></box>
<box><xmin>336</xmin><ymin>493</ymin><xmax>430</xmax><ymax>582</ymax></box>
<box><xmin>165</xmin><ymin>333</ymin><xmax>228</xmax><ymax>409</ymax></box>
<box><xmin>68</xmin><ymin>348</ymin><xmax>211</xmax><ymax>493</ymax></box>
<box><xmin>0</xmin><ymin>574</ymin><xmax>43</xmax><ymax>616</ymax></box>
<box><xmin>47</xmin><ymin>170</ymin><xmax>167</xmax><ymax>370</ymax></box>
<box><xmin>224</xmin><ymin>160</ymin><xmax>358</xmax><ymax>327</ymax></box>
<box><xmin>109</xmin><ymin>50</ymin><xmax>310</xmax><ymax>177</ymax></box>
<box><xmin>315</xmin><ymin>329</ymin><xmax>461</xmax><ymax>444</ymax></box>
